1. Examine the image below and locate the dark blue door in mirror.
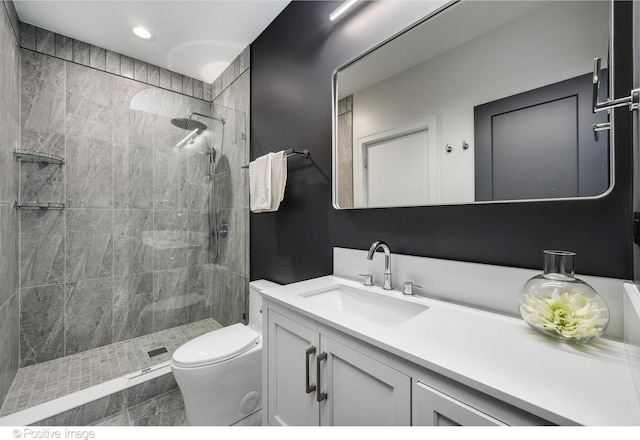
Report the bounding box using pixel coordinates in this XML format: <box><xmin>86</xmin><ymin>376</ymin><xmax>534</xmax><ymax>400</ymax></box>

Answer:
<box><xmin>474</xmin><ymin>71</ymin><xmax>610</xmax><ymax>202</ymax></box>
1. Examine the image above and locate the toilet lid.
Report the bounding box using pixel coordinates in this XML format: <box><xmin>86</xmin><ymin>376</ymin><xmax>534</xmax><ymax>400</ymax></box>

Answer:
<box><xmin>172</xmin><ymin>323</ymin><xmax>259</xmax><ymax>368</ymax></box>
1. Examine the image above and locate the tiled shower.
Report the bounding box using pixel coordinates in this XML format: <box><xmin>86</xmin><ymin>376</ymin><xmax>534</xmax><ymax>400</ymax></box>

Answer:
<box><xmin>0</xmin><ymin>0</ymin><xmax>251</xmax><ymax>423</ymax></box>
<box><xmin>0</xmin><ymin>0</ymin><xmax>21</xmax><ymax>416</ymax></box>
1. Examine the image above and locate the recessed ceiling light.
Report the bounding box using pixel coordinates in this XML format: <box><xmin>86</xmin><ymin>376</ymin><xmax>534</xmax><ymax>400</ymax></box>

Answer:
<box><xmin>131</xmin><ymin>25</ymin><xmax>155</xmax><ymax>41</ymax></box>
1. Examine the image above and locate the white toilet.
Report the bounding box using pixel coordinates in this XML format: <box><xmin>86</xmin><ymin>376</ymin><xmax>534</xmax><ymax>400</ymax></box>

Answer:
<box><xmin>171</xmin><ymin>279</ymin><xmax>280</xmax><ymax>426</ymax></box>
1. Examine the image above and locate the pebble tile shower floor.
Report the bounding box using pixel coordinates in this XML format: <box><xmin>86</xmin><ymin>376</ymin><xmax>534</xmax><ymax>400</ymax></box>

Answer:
<box><xmin>0</xmin><ymin>318</ymin><xmax>222</xmax><ymax>416</ymax></box>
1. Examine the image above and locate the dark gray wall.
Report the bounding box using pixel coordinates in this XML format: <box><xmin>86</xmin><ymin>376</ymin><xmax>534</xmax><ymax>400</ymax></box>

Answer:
<box><xmin>251</xmin><ymin>1</ymin><xmax>634</xmax><ymax>284</ymax></box>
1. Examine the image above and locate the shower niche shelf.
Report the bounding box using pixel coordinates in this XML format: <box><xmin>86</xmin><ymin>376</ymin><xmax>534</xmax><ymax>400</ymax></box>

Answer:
<box><xmin>14</xmin><ymin>149</ymin><xmax>65</xmax><ymax>164</ymax></box>
<box><xmin>14</xmin><ymin>149</ymin><xmax>65</xmax><ymax>210</ymax></box>
<box><xmin>15</xmin><ymin>202</ymin><xmax>65</xmax><ymax>210</ymax></box>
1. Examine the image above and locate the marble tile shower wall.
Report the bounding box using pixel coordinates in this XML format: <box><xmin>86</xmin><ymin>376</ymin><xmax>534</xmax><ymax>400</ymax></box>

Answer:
<box><xmin>20</xmin><ymin>23</ymin><xmax>213</xmax><ymax>102</ymax></box>
<box><xmin>210</xmin><ymin>48</ymin><xmax>250</xmax><ymax>328</ymax></box>
<box><xmin>18</xmin><ymin>45</ymin><xmax>249</xmax><ymax>367</ymax></box>
<box><xmin>0</xmin><ymin>0</ymin><xmax>21</xmax><ymax>406</ymax></box>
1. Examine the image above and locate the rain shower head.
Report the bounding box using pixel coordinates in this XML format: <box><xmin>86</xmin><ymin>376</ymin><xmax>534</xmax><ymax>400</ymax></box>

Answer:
<box><xmin>170</xmin><ymin>111</ymin><xmax>225</xmax><ymax>133</ymax></box>
<box><xmin>170</xmin><ymin>117</ymin><xmax>207</xmax><ymax>132</ymax></box>
<box><xmin>172</xmin><ymin>112</ymin><xmax>225</xmax><ymax>148</ymax></box>
<box><xmin>172</xmin><ymin>113</ymin><xmax>208</xmax><ymax>148</ymax></box>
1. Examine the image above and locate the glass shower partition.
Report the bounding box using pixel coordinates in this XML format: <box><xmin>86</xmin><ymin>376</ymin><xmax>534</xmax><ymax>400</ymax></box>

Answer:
<box><xmin>123</xmin><ymin>87</ymin><xmax>249</xmax><ymax>366</ymax></box>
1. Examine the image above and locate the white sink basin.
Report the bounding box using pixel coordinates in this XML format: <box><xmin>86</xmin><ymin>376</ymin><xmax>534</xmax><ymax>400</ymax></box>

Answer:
<box><xmin>301</xmin><ymin>284</ymin><xmax>428</xmax><ymax>327</ymax></box>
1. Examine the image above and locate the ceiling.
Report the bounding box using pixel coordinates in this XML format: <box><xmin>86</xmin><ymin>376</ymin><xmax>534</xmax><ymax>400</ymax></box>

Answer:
<box><xmin>13</xmin><ymin>0</ymin><xmax>292</xmax><ymax>84</ymax></box>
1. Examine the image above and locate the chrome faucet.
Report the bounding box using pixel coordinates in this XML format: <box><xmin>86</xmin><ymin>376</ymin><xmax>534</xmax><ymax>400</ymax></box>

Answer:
<box><xmin>367</xmin><ymin>241</ymin><xmax>392</xmax><ymax>290</ymax></box>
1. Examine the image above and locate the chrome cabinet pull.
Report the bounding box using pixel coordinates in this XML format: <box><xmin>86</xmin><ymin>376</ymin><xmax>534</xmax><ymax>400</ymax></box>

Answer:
<box><xmin>316</xmin><ymin>352</ymin><xmax>328</xmax><ymax>402</ymax></box>
<box><xmin>305</xmin><ymin>346</ymin><xmax>317</xmax><ymax>394</ymax></box>
<box><xmin>592</xmin><ymin>57</ymin><xmax>640</xmax><ymax>113</ymax></box>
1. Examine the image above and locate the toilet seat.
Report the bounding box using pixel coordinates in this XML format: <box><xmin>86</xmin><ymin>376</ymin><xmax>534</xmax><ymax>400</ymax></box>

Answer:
<box><xmin>172</xmin><ymin>323</ymin><xmax>260</xmax><ymax>368</ymax></box>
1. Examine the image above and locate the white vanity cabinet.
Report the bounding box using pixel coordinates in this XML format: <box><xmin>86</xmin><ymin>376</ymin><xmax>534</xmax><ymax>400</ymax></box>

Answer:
<box><xmin>319</xmin><ymin>335</ymin><xmax>411</xmax><ymax>425</ymax></box>
<box><xmin>266</xmin><ymin>309</ymin><xmax>320</xmax><ymax>425</ymax></box>
<box><xmin>264</xmin><ymin>298</ymin><xmax>552</xmax><ymax>427</ymax></box>
<box><xmin>413</xmin><ymin>382</ymin><xmax>505</xmax><ymax>426</ymax></box>
<box><xmin>265</xmin><ymin>307</ymin><xmax>411</xmax><ymax>426</ymax></box>
<box><xmin>410</xmin><ymin>377</ymin><xmax>552</xmax><ymax>426</ymax></box>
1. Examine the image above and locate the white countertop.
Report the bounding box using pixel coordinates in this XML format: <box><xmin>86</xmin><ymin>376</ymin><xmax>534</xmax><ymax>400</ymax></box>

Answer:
<box><xmin>261</xmin><ymin>275</ymin><xmax>640</xmax><ymax>426</ymax></box>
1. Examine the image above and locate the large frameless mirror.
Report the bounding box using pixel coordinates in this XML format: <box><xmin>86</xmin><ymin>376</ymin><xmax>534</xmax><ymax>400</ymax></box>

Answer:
<box><xmin>332</xmin><ymin>0</ymin><xmax>612</xmax><ymax>209</ymax></box>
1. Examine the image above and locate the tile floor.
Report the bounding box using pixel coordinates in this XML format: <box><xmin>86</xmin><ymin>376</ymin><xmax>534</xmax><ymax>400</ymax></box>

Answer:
<box><xmin>0</xmin><ymin>318</ymin><xmax>222</xmax><ymax>416</ymax></box>
<box><xmin>90</xmin><ymin>389</ymin><xmax>263</xmax><ymax>426</ymax></box>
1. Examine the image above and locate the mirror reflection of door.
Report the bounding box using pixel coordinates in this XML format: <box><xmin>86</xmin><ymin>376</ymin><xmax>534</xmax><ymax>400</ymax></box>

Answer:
<box><xmin>354</xmin><ymin>116</ymin><xmax>439</xmax><ymax>207</ymax></box>
<box><xmin>333</xmin><ymin>0</ymin><xmax>612</xmax><ymax>209</ymax></box>
<box><xmin>474</xmin><ymin>72</ymin><xmax>610</xmax><ymax>201</ymax></box>
<box><xmin>365</xmin><ymin>130</ymin><xmax>430</xmax><ymax>207</ymax></box>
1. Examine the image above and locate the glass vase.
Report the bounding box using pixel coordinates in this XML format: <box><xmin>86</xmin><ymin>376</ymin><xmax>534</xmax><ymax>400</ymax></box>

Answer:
<box><xmin>519</xmin><ymin>250</ymin><xmax>609</xmax><ymax>343</ymax></box>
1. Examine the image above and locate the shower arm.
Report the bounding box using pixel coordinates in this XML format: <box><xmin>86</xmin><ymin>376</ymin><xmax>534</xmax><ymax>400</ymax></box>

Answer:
<box><xmin>190</xmin><ymin>112</ymin><xmax>225</xmax><ymax>125</ymax></box>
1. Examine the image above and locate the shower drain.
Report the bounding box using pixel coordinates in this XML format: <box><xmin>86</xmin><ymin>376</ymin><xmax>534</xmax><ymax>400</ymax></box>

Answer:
<box><xmin>148</xmin><ymin>347</ymin><xmax>168</xmax><ymax>358</ymax></box>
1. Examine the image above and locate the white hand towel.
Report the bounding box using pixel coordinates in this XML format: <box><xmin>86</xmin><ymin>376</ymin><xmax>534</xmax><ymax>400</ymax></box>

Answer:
<box><xmin>249</xmin><ymin>151</ymin><xmax>288</xmax><ymax>213</ymax></box>
<box><xmin>249</xmin><ymin>153</ymin><xmax>272</xmax><ymax>212</ymax></box>
<box><xmin>269</xmin><ymin>150</ymin><xmax>287</xmax><ymax>211</ymax></box>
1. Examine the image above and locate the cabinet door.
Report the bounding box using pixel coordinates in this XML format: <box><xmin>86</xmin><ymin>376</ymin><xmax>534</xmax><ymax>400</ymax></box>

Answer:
<box><xmin>319</xmin><ymin>335</ymin><xmax>411</xmax><ymax>426</ymax></box>
<box><xmin>414</xmin><ymin>381</ymin><xmax>506</xmax><ymax>426</ymax></box>
<box><xmin>267</xmin><ymin>310</ymin><xmax>320</xmax><ymax>426</ymax></box>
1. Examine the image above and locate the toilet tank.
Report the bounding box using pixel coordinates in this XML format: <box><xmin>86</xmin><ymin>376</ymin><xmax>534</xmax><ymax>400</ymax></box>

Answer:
<box><xmin>248</xmin><ymin>280</ymin><xmax>281</xmax><ymax>334</ymax></box>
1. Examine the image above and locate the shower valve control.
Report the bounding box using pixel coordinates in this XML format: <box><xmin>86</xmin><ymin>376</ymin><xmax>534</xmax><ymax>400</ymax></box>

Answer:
<box><xmin>218</xmin><ymin>222</ymin><xmax>228</xmax><ymax>238</ymax></box>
